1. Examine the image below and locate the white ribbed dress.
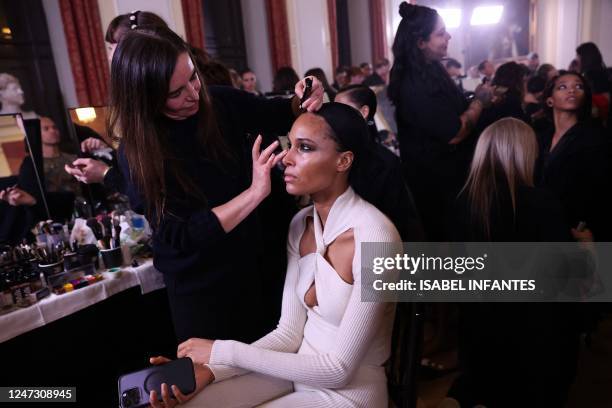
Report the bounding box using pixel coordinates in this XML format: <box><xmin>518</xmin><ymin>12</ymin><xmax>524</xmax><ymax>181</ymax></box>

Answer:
<box><xmin>185</xmin><ymin>187</ymin><xmax>401</xmax><ymax>407</ymax></box>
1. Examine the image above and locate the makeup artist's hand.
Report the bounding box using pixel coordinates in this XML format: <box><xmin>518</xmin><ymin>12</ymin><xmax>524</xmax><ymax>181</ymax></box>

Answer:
<box><xmin>64</xmin><ymin>158</ymin><xmax>110</xmax><ymax>184</ymax></box>
<box><xmin>249</xmin><ymin>135</ymin><xmax>287</xmax><ymax>200</ymax></box>
<box><xmin>148</xmin><ymin>356</ymin><xmax>214</xmax><ymax>407</ymax></box>
<box><xmin>0</xmin><ymin>187</ymin><xmax>36</xmax><ymax>206</ymax></box>
<box><xmin>80</xmin><ymin>137</ymin><xmax>109</xmax><ymax>153</ymax></box>
<box><xmin>295</xmin><ymin>76</ymin><xmax>324</xmax><ymax>112</ymax></box>
<box><xmin>177</xmin><ymin>338</ymin><xmax>215</xmax><ymax>366</ymax></box>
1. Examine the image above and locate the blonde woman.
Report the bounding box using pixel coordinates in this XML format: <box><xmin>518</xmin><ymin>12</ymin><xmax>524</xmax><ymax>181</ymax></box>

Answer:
<box><xmin>452</xmin><ymin>117</ymin><xmax>569</xmax><ymax>241</ymax></box>
<box><xmin>449</xmin><ymin>118</ymin><xmax>579</xmax><ymax>407</ymax></box>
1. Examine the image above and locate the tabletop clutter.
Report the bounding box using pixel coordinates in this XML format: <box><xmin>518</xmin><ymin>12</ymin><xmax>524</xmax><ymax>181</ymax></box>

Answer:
<box><xmin>0</xmin><ymin>211</ymin><xmax>152</xmax><ymax>316</ymax></box>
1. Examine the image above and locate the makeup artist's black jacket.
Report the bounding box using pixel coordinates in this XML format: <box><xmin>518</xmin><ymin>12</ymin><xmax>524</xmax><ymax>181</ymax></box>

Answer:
<box><xmin>120</xmin><ymin>86</ymin><xmax>296</xmax><ymax>343</ymax></box>
<box><xmin>394</xmin><ymin>64</ymin><xmax>470</xmax><ymax>240</ymax></box>
<box><xmin>536</xmin><ymin>122</ymin><xmax>612</xmax><ymax>240</ymax></box>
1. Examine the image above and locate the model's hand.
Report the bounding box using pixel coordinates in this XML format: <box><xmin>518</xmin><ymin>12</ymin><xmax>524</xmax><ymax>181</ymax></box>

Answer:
<box><xmin>147</xmin><ymin>356</ymin><xmax>214</xmax><ymax>408</ymax></box>
<box><xmin>0</xmin><ymin>187</ymin><xmax>36</xmax><ymax>206</ymax></box>
<box><xmin>249</xmin><ymin>135</ymin><xmax>287</xmax><ymax>200</ymax></box>
<box><xmin>64</xmin><ymin>158</ymin><xmax>109</xmax><ymax>184</ymax></box>
<box><xmin>295</xmin><ymin>76</ymin><xmax>324</xmax><ymax>112</ymax></box>
<box><xmin>80</xmin><ymin>137</ymin><xmax>109</xmax><ymax>153</ymax></box>
<box><xmin>177</xmin><ymin>338</ymin><xmax>215</xmax><ymax>366</ymax></box>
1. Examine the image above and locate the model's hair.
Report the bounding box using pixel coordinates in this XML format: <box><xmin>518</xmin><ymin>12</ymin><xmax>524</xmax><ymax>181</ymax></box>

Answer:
<box><xmin>388</xmin><ymin>2</ymin><xmax>457</xmax><ymax>104</ymax></box>
<box><xmin>492</xmin><ymin>61</ymin><xmax>527</xmax><ymax>101</ymax></box>
<box><xmin>336</xmin><ymin>85</ymin><xmax>378</xmax><ymax>141</ymax></box>
<box><xmin>108</xmin><ymin>27</ymin><xmax>229</xmax><ymax>223</ymax></box>
<box><xmin>542</xmin><ymin>72</ymin><xmax>592</xmax><ymax>122</ymax></box>
<box><xmin>576</xmin><ymin>42</ymin><xmax>606</xmax><ymax>74</ymax></box>
<box><xmin>273</xmin><ymin>67</ymin><xmax>299</xmax><ymax>93</ymax></box>
<box><xmin>461</xmin><ymin>118</ymin><xmax>538</xmax><ymax>239</ymax></box>
<box><xmin>312</xmin><ymin>103</ymin><xmax>372</xmax><ymax>188</ymax></box>
<box><xmin>337</xmin><ymin>85</ymin><xmax>377</xmax><ymax>121</ymax></box>
<box><xmin>105</xmin><ymin>11</ymin><xmax>168</xmax><ymax>44</ymax></box>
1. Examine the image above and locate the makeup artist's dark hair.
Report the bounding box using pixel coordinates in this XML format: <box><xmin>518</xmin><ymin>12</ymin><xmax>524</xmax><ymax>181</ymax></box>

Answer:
<box><xmin>542</xmin><ymin>72</ymin><xmax>592</xmax><ymax>122</ymax></box>
<box><xmin>336</xmin><ymin>85</ymin><xmax>378</xmax><ymax>142</ymax></box>
<box><xmin>108</xmin><ymin>27</ymin><xmax>229</xmax><ymax>223</ymax></box>
<box><xmin>388</xmin><ymin>2</ymin><xmax>458</xmax><ymax>104</ymax></box>
<box><xmin>105</xmin><ymin>11</ymin><xmax>168</xmax><ymax>43</ymax></box>
<box><xmin>313</xmin><ymin>103</ymin><xmax>373</xmax><ymax>192</ymax></box>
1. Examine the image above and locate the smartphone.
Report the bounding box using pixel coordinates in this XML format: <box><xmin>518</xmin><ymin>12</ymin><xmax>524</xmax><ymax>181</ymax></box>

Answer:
<box><xmin>117</xmin><ymin>357</ymin><xmax>196</xmax><ymax>408</ymax></box>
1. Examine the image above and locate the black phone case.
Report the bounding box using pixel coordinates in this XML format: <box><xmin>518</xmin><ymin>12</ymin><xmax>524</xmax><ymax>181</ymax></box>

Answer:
<box><xmin>117</xmin><ymin>357</ymin><xmax>196</xmax><ymax>408</ymax></box>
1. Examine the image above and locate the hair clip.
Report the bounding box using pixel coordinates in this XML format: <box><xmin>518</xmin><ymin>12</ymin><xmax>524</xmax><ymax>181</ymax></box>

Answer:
<box><xmin>129</xmin><ymin>10</ymin><xmax>140</xmax><ymax>29</ymax></box>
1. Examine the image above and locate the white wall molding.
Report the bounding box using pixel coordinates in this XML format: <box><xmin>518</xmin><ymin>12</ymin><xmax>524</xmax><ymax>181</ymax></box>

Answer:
<box><xmin>241</xmin><ymin>0</ymin><xmax>273</xmax><ymax>92</ymax></box>
<box><xmin>42</xmin><ymin>0</ymin><xmax>78</xmax><ymax>108</ymax></box>
<box><xmin>285</xmin><ymin>0</ymin><xmax>333</xmax><ymax>80</ymax></box>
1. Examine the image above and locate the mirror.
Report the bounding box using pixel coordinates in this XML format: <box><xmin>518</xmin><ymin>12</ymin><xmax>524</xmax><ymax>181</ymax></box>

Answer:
<box><xmin>68</xmin><ymin>106</ymin><xmax>113</xmax><ymax>149</ymax></box>
<box><xmin>0</xmin><ymin>114</ymin><xmax>49</xmax><ymax>244</ymax></box>
<box><xmin>66</xmin><ymin>106</ymin><xmax>124</xmax><ymax>215</ymax></box>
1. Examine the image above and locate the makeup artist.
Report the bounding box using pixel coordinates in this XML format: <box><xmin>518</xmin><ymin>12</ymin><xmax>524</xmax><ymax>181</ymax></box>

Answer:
<box><xmin>111</xmin><ymin>27</ymin><xmax>323</xmax><ymax>344</ymax></box>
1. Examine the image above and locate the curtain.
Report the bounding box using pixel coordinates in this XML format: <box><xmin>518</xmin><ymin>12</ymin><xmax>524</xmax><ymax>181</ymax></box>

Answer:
<box><xmin>265</xmin><ymin>0</ymin><xmax>292</xmax><ymax>73</ymax></box>
<box><xmin>369</xmin><ymin>0</ymin><xmax>388</xmax><ymax>62</ymax></box>
<box><xmin>327</xmin><ymin>0</ymin><xmax>339</xmax><ymax>70</ymax></box>
<box><xmin>181</xmin><ymin>0</ymin><xmax>205</xmax><ymax>50</ymax></box>
<box><xmin>59</xmin><ymin>0</ymin><xmax>109</xmax><ymax>106</ymax></box>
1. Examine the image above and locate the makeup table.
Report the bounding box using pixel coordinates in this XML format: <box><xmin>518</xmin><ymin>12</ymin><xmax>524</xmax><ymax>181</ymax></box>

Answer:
<box><xmin>0</xmin><ymin>258</ymin><xmax>175</xmax><ymax>407</ymax></box>
<box><xmin>0</xmin><ymin>258</ymin><xmax>164</xmax><ymax>343</ymax></box>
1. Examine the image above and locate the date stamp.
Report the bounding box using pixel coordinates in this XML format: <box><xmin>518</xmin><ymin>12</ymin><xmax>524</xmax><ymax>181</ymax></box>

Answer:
<box><xmin>0</xmin><ymin>387</ymin><xmax>76</xmax><ymax>402</ymax></box>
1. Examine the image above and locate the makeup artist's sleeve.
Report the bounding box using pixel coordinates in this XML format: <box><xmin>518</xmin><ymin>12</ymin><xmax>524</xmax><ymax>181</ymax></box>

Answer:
<box><xmin>117</xmin><ymin>148</ymin><xmax>145</xmax><ymax>215</ymax></box>
<box><xmin>209</xmin><ymin>86</ymin><xmax>296</xmax><ymax>136</ymax></box>
<box><xmin>118</xmin><ymin>148</ymin><xmax>226</xmax><ymax>252</ymax></box>
<box><xmin>397</xmin><ymin>79</ymin><xmax>462</xmax><ymax>144</ymax></box>
<box><xmin>102</xmin><ymin>166</ymin><xmax>126</xmax><ymax>195</ymax></box>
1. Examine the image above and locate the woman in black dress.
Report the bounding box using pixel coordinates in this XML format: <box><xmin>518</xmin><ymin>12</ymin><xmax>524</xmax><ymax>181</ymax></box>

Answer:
<box><xmin>388</xmin><ymin>2</ymin><xmax>493</xmax><ymax>240</ymax></box>
<box><xmin>537</xmin><ymin>72</ymin><xmax>612</xmax><ymax>241</ymax></box>
<box><xmin>111</xmin><ymin>27</ymin><xmax>324</xmax><ymax>344</ymax></box>
<box><xmin>450</xmin><ymin>118</ymin><xmax>580</xmax><ymax>408</ymax></box>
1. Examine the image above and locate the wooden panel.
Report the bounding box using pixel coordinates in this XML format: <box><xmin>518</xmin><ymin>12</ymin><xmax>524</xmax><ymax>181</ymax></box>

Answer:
<box><xmin>202</xmin><ymin>0</ymin><xmax>248</xmax><ymax>71</ymax></box>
